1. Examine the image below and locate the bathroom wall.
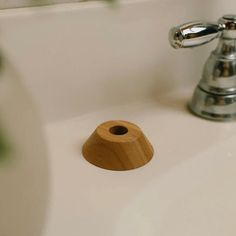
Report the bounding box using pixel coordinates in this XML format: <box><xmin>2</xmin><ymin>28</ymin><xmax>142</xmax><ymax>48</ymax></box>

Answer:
<box><xmin>0</xmin><ymin>0</ymin><xmax>235</xmax><ymax>122</ymax></box>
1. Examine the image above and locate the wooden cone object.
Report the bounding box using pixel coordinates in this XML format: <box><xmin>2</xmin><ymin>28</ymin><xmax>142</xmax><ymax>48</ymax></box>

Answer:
<box><xmin>82</xmin><ymin>120</ymin><xmax>154</xmax><ymax>171</ymax></box>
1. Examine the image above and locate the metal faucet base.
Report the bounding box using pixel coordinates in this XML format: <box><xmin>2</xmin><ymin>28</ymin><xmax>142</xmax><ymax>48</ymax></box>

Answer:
<box><xmin>189</xmin><ymin>86</ymin><xmax>236</xmax><ymax>121</ymax></box>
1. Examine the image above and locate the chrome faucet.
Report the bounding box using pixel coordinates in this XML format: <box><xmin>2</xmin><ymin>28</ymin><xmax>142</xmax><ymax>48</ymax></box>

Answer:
<box><xmin>169</xmin><ymin>15</ymin><xmax>236</xmax><ymax>121</ymax></box>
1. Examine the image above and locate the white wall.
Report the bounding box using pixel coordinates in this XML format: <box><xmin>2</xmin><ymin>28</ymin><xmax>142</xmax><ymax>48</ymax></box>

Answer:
<box><xmin>0</xmin><ymin>0</ymin><xmax>235</xmax><ymax>122</ymax></box>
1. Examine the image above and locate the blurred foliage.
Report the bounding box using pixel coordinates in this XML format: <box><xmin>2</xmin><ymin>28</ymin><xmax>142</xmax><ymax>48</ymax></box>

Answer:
<box><xmin>0</xmin><ymin>131</ymin><xmax>11</xmax><ymax>161</ymax></box>
<box><xmin>31</xmin><ymin>0</ymin><xmax>116</xmax><ymax>5</ymax></box>
<box><xmin>101</xmin><ymin>0</ymin><xmax>115</xmax><ymax>3</ymax></box>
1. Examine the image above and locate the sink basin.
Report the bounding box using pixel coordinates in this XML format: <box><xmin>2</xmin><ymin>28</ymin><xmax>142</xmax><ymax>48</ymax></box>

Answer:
<box><xmin>44</xmin><ymin>88</ymin><xmax>236</xmax><ymax>236</ymax></box>
<box><xmin>115</xmin><ymin>135</ymin><xmax>236</xmax><ymax>236</ymax></box>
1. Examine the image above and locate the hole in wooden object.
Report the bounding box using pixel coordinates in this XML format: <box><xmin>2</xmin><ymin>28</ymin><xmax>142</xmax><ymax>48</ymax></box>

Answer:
<box><xmin>109</xmin><ymin>126</ymin><xmax>128</xmax><ymax>135</ymax></box>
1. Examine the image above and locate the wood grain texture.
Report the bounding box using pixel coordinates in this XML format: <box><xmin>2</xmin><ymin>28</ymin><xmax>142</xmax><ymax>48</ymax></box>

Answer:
<box><xmin>82</xmin><ymin>120</ymin><xmax>154</xmax><ymax>171</ymax></box>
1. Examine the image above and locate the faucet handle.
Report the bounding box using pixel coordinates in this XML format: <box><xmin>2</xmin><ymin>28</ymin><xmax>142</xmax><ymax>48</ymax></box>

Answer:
<box><xmin>169</xmin><ymin>21</ymin><xmax>223</xmax><ymax>49</ymax></box>
<box><xmin>169</xmin><ymin>15</ymin><xmax>236</xmax><ymax>49</ymax></box>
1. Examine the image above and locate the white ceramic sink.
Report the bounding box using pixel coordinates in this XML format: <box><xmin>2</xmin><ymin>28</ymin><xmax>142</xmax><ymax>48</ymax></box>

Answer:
<box><xmin>115</xmin><ymin>134</ymin><xmax>236</xmax><ymax>236</ymax></box>
<box><xmin>1</xmin><ymin>1</ymin><xmax>236</xmax><ymax>235</ymax></box>
<box><xmin>44</xmin><ymin>88</ymin><xmax>236</xmax><ymax>236</ymax></box>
